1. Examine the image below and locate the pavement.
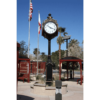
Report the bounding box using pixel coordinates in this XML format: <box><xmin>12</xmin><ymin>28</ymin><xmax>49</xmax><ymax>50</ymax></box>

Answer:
<box><xmin>17</xmin><ymin>74</ymin><xmax>83</xmax><ymax>100</ymax></box>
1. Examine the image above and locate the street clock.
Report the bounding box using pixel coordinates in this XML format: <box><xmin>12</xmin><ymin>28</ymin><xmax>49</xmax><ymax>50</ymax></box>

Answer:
<box><xmin>42</xmin><ymin>14</ymin><xmax>58</xmax><ymax>40</ymax></box>
<box><xmin>42</xmin><ymin>14</ymin><xmax>58</xmax><ymax>84</ymax></box>
<box><xmin>44</xmin><ymin>22</ymin><xmax>57</xmax><ymax>34</ymax></box>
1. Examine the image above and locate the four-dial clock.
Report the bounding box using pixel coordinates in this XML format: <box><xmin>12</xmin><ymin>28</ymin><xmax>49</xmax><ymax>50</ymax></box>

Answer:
<box><xmin>44</xmin><ymin>22</ymin><xmax>57</xmax><ymax>34</ymax></box>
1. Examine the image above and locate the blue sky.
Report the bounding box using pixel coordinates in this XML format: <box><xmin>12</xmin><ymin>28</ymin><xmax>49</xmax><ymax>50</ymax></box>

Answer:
<box><xmin>17</xmin><ymin>0</ymin><xmax>83</xmax><ymax>55</ymax></box>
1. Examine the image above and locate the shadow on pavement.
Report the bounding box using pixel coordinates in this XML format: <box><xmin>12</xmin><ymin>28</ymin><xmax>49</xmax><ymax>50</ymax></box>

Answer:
<box><xmin>17</xmin><ymin>94</ymin><xmax>34</xmax><ymax>100</ymax></box>
<box><xmin>61</xmin><ymin>78</ymin><xmax>80</xmax><ymax>82</ymax></box>
<box><xmin>18</xmin><ymin>79</ymin><xmax>33</xmax><ymax>82</ymax></box>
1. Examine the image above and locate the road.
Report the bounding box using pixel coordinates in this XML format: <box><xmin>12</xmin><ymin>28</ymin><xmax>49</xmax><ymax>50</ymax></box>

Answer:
<box><xmin>53</xmin><ymin>70</ymin><xmax>83</xmax><ymax>75</ymax></box>
<box><xmin>31</xmin><ymin>70</ymin><xmax>83</xmax><ymax>75</ymax></box>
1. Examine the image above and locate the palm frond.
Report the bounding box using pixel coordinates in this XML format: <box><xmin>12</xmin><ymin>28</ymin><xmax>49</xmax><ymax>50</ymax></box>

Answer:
<box><xmin>57</xmin><ymin>35</ymin><xmax>64</xmax><ymax>45</ymax></box>
<box><xmin>63</xmin><ymin>32</ymin><xmax>68</xmax><ymax>36</ymax></box>
<box><xmin>58</xmin><ymin>27</ymin><xmax>65</xmax><ymax>35</ymax></box>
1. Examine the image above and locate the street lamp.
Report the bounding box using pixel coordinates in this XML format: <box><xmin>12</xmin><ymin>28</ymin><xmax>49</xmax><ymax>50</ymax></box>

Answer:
<box><xmin>62</xmin><ymin>35</ymin><xmax>71</xmax><ymax>57</ymax></box>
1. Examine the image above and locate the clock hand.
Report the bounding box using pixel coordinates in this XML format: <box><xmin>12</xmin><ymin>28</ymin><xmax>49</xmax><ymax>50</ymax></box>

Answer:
<box><xmin>47</xmin><ymin>25</ymin><xmax>54</xmax><ymax>29</ymax></box>
<box><xmin>47</xmin><ymin>25</ymin><xmax>55</xmax><ymax>31</ymax></box>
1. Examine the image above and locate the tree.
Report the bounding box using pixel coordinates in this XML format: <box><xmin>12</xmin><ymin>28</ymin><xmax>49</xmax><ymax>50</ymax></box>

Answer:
<box><xmin>81</xmin><ymin>40</ymin><xmax>83</xmax><ymax>51</ymax></box>
<box><xmin>33</xmin><ymin>48</ymin><xmax>40</xmax><ymax>59</ymax></box>
<box><xmin>38</xmin><ymin>55</ymin><xmax>42</xmax><ymax>60</ymax></box>
<box><xmin>19</xmin><ymin>41</ymin><xmax>28</xmax><ymax>58</ymax></box>
<box><xmin>51</xmin><ymin>50</ymin><xmax>65</xmax><ymax>69</ymax></box>
<box><xmin>68</xmin><ymin>39</ymin><xmax>79</xmax><ymax>47</ymax></box>
<box><xmin>29</xmin><ymin>54</ymin><xmax>35</xmax><ymax>61</ymax></box>
<box><xmin>41</xmin><ymin>52</ymin><xmax>48</xmax><ymax>62</ymax></box>
<box><xmin>65</xmin><ymin>39</ymin><xmax>82</xmax><ymax>69</ymax></box>
<box><xmin>57</xmin><ymin>36</ymin><xmax>64</xmax><ymax>59</ymax></box>
<box><xmin>80</xmin><ymin>41</ymin><xmax>83</xmax><ymax>60</ymax></box>
<box><xmin>58</xmin><ymin>27</ymin><xmax>65</xmax><ymax>36</ymax></box>
<box><xmin>63</xmin><ymin>39</ymin><xmax>83</xmax><ymax>70</ymax></box>
<box><xmin>68</xmin><ymin>39</ymin><xmax>82</xmax><ymax>58</ymax></box>
<box><xmin>43</xmin><ymin>55</ymin><xmax>48</xmax><ymax>62</ymax></box>
<box><xmin>64</xmin><ymin>50</ymin><xmax>67</xmax><ymax>57</ymax></box>
<box><xmin>41</xmin><ymin>52</ymin><xmax>45</xmax><ymax>60</ymax></box>
<box><xmin>40</xmin><ymin>52</ymin><xmax>48</xmax><ymax>62</ymax></box>
<box><xmin>57</xmin><ymin>27</ymin><xmax>65</xmax><ymax>60</ymax></box>
<box><xmin>63</xmin><ymin>32</ymin><xmax>68</xmax><ymax>36</ymax></box>
<box><xmin>68</xmin><ymin>44</ymin><xmax>82</xmax><ymax>58</ymax></box>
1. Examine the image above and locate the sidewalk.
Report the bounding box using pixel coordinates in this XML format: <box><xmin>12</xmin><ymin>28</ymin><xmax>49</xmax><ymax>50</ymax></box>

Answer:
<box><xmin>17</xmin><ymin>77</ymin><xmax>83</xmax><ymax>100</ymax></box>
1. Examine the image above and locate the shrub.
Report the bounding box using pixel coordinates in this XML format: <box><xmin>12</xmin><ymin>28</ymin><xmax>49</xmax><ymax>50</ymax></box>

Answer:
<box><xmin>36</xmin><ymin>75</ymin><xmax>45</xmax><ymax>84</ymax></box>
<box><xmin>40</xmin><ymin>77</ymin><xmax>45</xmax><ymax>84</ymax></box>
<box><xmin>54</xmin><ymin>75</ymin><xmax>59</xmax><ymax>80</ymax></box>
<box><xmin>36</xmin><ymin>75</ymin><xmax>41</xmax><ymax>80</ymax></box>
<box><xmin>52</xmin><ymin>82</ymin><xmax>55</xmax><ymax>87</ymax></box>
<box><xmin>61</xmin><ymin>77</ymin><xmax>65</xmax><ymax>80</ymax></box>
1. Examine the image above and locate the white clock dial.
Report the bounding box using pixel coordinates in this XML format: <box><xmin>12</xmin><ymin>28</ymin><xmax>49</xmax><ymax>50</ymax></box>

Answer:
<box><xmin>44</xmin><ymin>22</ymin><xmax>57</xmax><ymax>34</ymax></box>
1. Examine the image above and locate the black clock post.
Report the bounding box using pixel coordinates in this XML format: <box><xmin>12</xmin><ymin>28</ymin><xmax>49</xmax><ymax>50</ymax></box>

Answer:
<box><xmin>42</xmin><ymin>14</ymin><xmax>58</xmax><ymax>86</ymax></box>
<box><xmin>46</xmin><ymin>39</ymin><xmax>53</xmax><ymax>85</ymax></box>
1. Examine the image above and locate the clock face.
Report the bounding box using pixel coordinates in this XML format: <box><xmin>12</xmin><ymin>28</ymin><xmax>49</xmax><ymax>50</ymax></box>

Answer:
<box><xmin>44</xmin><ymin>22</ymin><xmax>57</xmax><ymax>34</ymax></box>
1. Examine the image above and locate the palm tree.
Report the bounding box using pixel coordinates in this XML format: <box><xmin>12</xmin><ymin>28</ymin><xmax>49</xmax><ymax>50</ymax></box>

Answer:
<box><xmin>57</xmin><ymin>27</ymin><xmax>66</xmax><ymax>60</ymax></box>
<box><xmin>58</xmin><ymin>27</ymin><xmax>65</xmax><ymax>36</ymax></box>
<box><xmin>57</xmin><ymin>36</ymin><xmax>64</xmax><ymax>59</ymax></box>
<box><xmin>33</xmin><ymin>48</ymin><xmax>40</xmax><ymax>59</ymax></box>
<box><xmin>41</xmin><ymin>52</ymin><xmax>45</xmax><ymax>60</ymax></box>
<box><xmin>63</xmin><ymin>32</ymin><xmax>68</xmax><ymax>36</ymax></box>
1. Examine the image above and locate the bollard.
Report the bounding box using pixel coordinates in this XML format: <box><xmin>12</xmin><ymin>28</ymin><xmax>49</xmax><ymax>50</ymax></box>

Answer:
<box><xmin>55</xmin><ymin>80</ymin><xmax>62</xmax><ymax>100</ymax></box>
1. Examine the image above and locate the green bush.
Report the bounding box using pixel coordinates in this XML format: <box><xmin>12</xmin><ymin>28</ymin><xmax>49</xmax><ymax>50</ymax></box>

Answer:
<box><xmin>36</xmin><ymin>75</ymin><xmax>45</xmax><ymax>84</ymax></box>
<box><xmin>52</xmin><ymin>82</ymin><xmax>55</xmax><ymax>87</ymax></box>
<box><xmin>54</xmin><ymin>75</ymin><xmax>59</xmax><ymax>80</ymax></box>
<box><xmin>36</xmin><ymin>75</ymin><xmax>41</xmax><ymax>80</ymax></box>
<box><xmin>41</xmin><ymin>77</ymin><xmax>45</xmax><ymax>84</ymax></box>
<box><xmin>61</xmin><ymin>77</ymin><xmax>65</xmax><ymax>80</ymax></box>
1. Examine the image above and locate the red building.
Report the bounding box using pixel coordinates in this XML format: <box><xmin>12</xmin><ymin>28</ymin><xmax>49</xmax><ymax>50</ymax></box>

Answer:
<box><xmin>30</xmin><ymin>61</ymin><xmax>46</xmax><ymax>74</ymax></box>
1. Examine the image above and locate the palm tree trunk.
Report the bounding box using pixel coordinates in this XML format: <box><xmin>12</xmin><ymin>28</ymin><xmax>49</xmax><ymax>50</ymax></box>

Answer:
<box><xmin>59</xmin><ymin>33</ymin><xmax>61</xmax><ymax>60</ymax></box>
<box><xmin>59</xmin><ymin>32</ymin><xmax>61</xmax><ymax>36</ymax></box>
<box><xmin>59</xmin><ymin>44</ymin><xmax>61</xmax><ymax>59</ymax></box>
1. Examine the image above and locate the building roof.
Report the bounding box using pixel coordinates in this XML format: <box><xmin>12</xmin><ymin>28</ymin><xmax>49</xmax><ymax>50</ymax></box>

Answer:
<box><xmin>60</xmin><ymin>56</ymin><xmax>83</xmax><ymax>62</ymax></box>
<box><xmin>19</xmin><ymin>57</ymin><xmax>29</xmax><ymax>59</ymax></box>
<box><xmin>62</xmin><ymin>56</ymin><xmax>80</xmax><ymax>59</ymax></box>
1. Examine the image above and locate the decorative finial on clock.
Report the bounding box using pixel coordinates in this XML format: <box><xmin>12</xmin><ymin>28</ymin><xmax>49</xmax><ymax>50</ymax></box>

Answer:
<box><xmin>47</xmin><ymin>13</ymin><xmax>53</xmax><ymax>19</ymax></box>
